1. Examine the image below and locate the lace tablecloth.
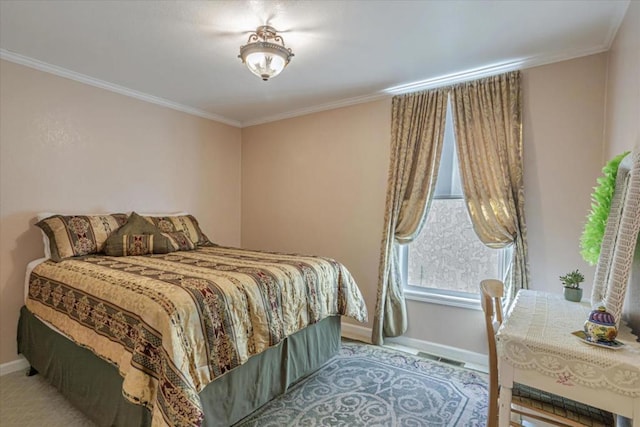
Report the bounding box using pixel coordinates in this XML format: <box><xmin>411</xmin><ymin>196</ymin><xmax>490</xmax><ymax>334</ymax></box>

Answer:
<box><xmin>496</xmin><ymin>290</ymin><xmax>640</xmax><ymax>397</ymax></box>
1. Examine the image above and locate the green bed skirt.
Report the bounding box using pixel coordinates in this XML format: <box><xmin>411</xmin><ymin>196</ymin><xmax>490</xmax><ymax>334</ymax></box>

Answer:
<box><xmin>17</xmin><ymin>306</ymin><xmax>341</xmax><ymax>427</ymax></box>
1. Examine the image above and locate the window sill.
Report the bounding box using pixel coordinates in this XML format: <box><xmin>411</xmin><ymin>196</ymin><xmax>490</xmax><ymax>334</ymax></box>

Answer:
<box><xmin>404</xmin><ymin>288</ymin><xmax>482</xmax><ymax>311</ymax></box>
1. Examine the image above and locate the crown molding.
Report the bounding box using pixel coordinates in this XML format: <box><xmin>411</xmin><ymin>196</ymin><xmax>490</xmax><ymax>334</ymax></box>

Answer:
<box><xmin>383</xmin><ymin>59</ymin><xmax>526</xmax><ymax>95</ymax></box>
<box><xmin>0</xmin><ymin>49</ymin><xmax>241</xmax><ymax>128</ymax></box>
<box><xmin>243</xmin><ymin>45</ymin><xmax>612</xmax><ymax>126</ymax></box>
<box><xmin>383</xmin><ymin>45</ymin><xmax>611</xmax><ymax>96</ymax></box>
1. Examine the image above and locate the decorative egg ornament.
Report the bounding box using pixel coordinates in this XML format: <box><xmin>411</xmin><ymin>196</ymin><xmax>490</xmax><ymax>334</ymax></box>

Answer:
<box><xmin>584</xmin><ymin>306</ymin><xmax>618</xmax><ymax>343</ymax></box>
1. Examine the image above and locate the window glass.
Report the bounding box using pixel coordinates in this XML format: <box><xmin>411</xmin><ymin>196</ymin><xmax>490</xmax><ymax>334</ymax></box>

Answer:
<box><xmin>405</xmin><ymin>97</ymin><xmax>509</xmax><ymax>299</ymax></box>
<box><xmin>407</xmin><ymin>199</ymin><xmax>504</xmax><ymax>294</ymax></box>
<box><xmin>433</xmin><ymin>101</ymin><xmax>463</xmax><ymax>198</ymax></box>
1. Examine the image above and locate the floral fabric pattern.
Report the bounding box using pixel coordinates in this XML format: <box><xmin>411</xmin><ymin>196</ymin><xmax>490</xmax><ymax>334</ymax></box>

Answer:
<box><xmin>123</xmin><ymin>234</ymin><xmax>153</xmax><ymax>256</ymax></box>
<box><xmin>373</xmin><ymin>88</ymin><xmax>448</xmax><ymax>345</ymax></box>
<box><xmin>450</xmin><ymin>70</ymin><xmax>528</xmax><ymax>303</ymax></box>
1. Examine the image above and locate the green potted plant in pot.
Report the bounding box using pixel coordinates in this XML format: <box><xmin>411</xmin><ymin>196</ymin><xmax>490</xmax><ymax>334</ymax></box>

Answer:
<box><xmin>560</xmin><ymin>269</ymin><xmax>584</xmax><ymax>302</ymax></box>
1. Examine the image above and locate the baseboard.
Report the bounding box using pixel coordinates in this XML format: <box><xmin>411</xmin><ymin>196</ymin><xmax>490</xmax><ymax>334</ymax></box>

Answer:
<box><xmin>341</xmin><ymin>321</ymin><xmax>488</xmax><ymax>369</ymax></box>
<box><xmin>0</xmin><ymin>355</ymin><xmax>29</xmax><ymax>376</ymax></box>
<box><xmin>386</xmin><ymin>335</ymin><xmax>488</xmax><ymax>369</ymax></box>
<box><xmin>341</xmin><ymin>322</ymin><xmax>372</xmax><ymax>344</ymax></box>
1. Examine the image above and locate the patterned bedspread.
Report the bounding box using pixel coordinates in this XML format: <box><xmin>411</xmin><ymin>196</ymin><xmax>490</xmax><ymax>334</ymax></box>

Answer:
<box><xmin>25</xmin><ymin>246</ymin><xmax>368</xmax><ymax>427</ymax></box>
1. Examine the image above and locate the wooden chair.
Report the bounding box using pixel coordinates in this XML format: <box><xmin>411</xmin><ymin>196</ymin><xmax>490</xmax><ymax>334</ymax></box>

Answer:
<box><xmin>480</xmin><ymin>279</ymin><xmax>615</xmax><ymax>427</ymax></box>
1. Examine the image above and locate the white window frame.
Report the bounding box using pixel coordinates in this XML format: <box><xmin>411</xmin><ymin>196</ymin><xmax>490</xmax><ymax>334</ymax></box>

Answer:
<box><xmin>401</xmin><ymin>241</ymin><xmax>512</xmax><ymax>310</ymax></box>
<box><xmin>401</xmin><ymin>97</ymin><xmax>512</xmax><ymax>310</ymax></box>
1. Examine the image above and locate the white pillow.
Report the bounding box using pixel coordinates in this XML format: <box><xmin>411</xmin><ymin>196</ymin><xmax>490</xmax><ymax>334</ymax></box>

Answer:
<box><xmin>36</xmin><ymin>212</ymin><xmax>57</xmax><ymax>259</ymax></box>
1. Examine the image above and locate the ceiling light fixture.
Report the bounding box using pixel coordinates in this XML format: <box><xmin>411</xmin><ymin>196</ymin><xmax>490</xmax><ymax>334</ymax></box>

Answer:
<box><xmin>238</xmin><ymin>25</ymin><xmax>294</xmax><ymax>81</ymax></box>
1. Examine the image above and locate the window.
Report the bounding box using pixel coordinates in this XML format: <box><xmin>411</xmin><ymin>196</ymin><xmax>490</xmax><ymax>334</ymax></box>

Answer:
<box><xmin>401</xmin><ymin>99</ymin><xmax>512</xmax><ymax>309</ymax></box>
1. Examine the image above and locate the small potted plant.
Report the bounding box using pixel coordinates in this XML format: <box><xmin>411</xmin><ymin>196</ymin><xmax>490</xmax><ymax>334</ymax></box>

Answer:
<box><xmin>560</xmin><ymin>269</ymin><xmax>584</xmax><ymax>302</ymax></box>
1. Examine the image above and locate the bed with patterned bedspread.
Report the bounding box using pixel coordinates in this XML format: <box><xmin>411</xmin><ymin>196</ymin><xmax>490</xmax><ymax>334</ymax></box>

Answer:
<box><xmin>25</xmin><ymin>246</ymin><xmax>368</xmax><ymax>427</ymax></box>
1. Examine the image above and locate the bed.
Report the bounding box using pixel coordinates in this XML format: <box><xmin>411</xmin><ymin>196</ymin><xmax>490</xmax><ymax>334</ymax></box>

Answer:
<box><xmin>17</xmin><ymin>213</ymin><xmax>368</xmax><ymax>427</ymax></box>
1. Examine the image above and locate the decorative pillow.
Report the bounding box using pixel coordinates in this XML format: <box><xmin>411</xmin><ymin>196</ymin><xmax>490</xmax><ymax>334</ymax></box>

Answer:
<box><xmin>165</xmin><ymin>231</ymin><xmax>196</xmax><ymax>251</ymax></box>
<box><xmin>103</xmin><ymin>212</ymin><xmax>185</xmax><ymax>256</ymax></box>
<box><xmin>118</xmin><ymin>234</ymin><xmax>155</xmax><ymax>256</ymax></box>
<box><xmin>36</xmin><ymin>214</ymin><xmax>128</xmax><ymax>262</ymax></box>
<box><xmin>142</xmin><ymin>214</ymin><xmax>212</xmax><ymax>246</ymax></box>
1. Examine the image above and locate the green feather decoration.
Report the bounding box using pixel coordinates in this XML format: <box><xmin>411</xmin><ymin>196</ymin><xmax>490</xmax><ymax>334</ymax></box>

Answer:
<box><xmin>580</xmin><ymin>151</ymin><xmax>630</xmax><ymax>265</ymax></box>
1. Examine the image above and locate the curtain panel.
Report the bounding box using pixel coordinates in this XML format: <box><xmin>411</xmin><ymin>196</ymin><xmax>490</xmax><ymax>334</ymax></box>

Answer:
<box><xmin>372</xmin><ymin>70</ymin><xmax>528</xmax><ymax>345</ymax></box>
<box><xmin>371</xmin><ymin>88</ymin><xmax>448</xmax><ymax>345</ymax></box>
<box><xmin>450</xmin><ymin>70</ymin><xmax>529</xmax><ymax>303</ymax></box>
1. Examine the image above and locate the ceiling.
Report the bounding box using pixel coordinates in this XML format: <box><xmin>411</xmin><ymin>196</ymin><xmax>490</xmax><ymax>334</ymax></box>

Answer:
<box><xmin>0</xmin><ymin>0</ymin><xmax>630</xmax><ymax>127</ymax></box>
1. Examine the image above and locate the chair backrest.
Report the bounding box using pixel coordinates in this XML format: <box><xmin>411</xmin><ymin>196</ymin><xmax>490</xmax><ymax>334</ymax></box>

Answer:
<box><xmin>480</xmin><ymin>279</ymin><xmax>505</xmax><ymax>427</ymax></box>
<box><xmin>591</xmin><ymin>149</ymin><xmax>640</xmax><ymax>327</ymax></box>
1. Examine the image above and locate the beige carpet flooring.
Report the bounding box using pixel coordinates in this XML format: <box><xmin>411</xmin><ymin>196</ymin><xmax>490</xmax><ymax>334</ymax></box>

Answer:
<box><xmin>0</xmin><ymin>368</ymin><xmax>97</xmax><ymax>427</ymax></box>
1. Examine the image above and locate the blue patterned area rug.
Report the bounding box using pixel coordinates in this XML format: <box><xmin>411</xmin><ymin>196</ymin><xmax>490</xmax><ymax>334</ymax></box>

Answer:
<box><xmin>234</xmin><ymin>342</ymin><xmax>488</xmax><ymax>427</ymax></box>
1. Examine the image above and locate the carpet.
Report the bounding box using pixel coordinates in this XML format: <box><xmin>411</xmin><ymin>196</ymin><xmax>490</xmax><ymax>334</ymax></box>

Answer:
<box><xmin>234</xmin><ymin>342</ymin><xmax>488</xmax><ymax>427</ymax></box>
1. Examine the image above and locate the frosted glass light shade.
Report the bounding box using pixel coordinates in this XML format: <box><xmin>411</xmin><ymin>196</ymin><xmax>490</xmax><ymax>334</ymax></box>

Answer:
<box><xmin>238</xmin><ymin>26</ymin><xmax>294</xmax><ymax>81</ymax></box>
<box><xmin>245</xmin><ymin>50</ymin><xmax>287</xmax><ymax>81</ymax></box>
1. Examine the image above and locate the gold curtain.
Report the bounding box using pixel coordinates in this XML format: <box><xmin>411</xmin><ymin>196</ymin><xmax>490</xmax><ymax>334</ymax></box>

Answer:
<box><xmin>450</xmin><ymin>71</ymin><xmax>529</xmax><ymax>302</ymax></box>
<box><xmin>372</xmin><ymin>88</ymin><xmax>448</xmax><ymax>345</ymax></box>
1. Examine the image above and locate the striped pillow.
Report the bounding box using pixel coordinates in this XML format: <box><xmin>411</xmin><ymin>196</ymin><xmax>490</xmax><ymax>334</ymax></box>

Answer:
<box><xmin>36</xmin><ymin>214</ymin><xmax>128</xmax><ymax>262</ymax></box>
<box><xmin>165</xmin><ymin>231</ymin><xmax>196</xmax><ymax>251</ymax></box>
<box><xmin>106</xmin><ymin>233</ymin><xmax>195</xmax><ymax>256</ymax></box>
<box><xmin>142</xmin><ymin>214</ymin><xmax>212</xmax><ymax>246</ymax></box>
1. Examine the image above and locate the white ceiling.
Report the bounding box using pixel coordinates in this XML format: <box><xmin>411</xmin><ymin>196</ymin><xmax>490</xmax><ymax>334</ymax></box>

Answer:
<box><xmin>0</xmin><ymin>0</ymin><xmax>630</xmax><ymax>127</ymax></box>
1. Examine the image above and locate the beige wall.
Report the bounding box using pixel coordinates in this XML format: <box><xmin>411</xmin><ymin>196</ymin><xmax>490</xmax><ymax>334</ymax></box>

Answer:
<box><xmin>242</xmin><ymin>53</ymin><xmax>608</xmax><ymax>354</ymax></box>
<box><xmin>0</xmin><ymin>60</ymin><xmax>242</xmax><ymax>364</ymax></box>
<box><xmin>241</xmin><ymin>101</ymin><xmax>390</xmax><ymax>325</ymax></box>
<box><xmin>523</xmin><ymin>53</ymin><xmax>607</xmax><ymax>297</ymax></box>
<box><xmin>604</xmin><ymin>0</ymin><xmax>639</xmax><ymax>158</ymax></box>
